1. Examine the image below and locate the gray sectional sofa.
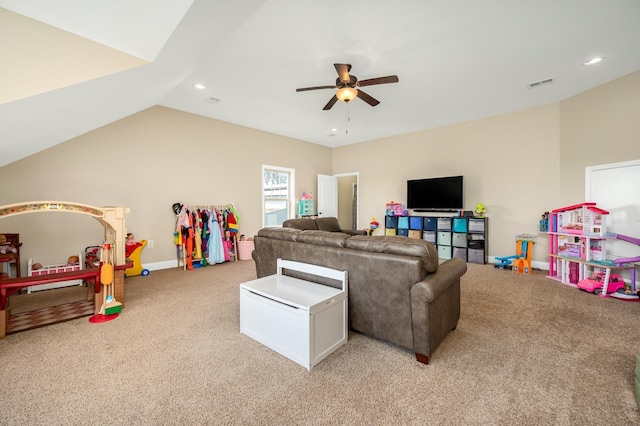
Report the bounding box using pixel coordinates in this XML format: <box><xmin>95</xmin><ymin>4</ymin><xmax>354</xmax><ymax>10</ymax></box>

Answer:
<box><xmin>251</xmin><ymin>227</ymin><xmax>467</xmax><ymax>364</ymax></box>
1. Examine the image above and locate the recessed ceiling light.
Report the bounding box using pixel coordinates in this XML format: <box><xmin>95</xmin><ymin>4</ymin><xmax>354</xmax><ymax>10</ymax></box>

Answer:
<box><xmin>193</xmin><ymin>83</ymin><xmax>207</xmax><ymax>90</ymax></box>
<box><xmin>331</xmin><ymin>128</ymin><xmax>338</xmax><ymax>132</ymax></box>
<box><xmin>583</xmin><ymin>57</ymin><xmax>604</xmax><ymax>66</ymax></box>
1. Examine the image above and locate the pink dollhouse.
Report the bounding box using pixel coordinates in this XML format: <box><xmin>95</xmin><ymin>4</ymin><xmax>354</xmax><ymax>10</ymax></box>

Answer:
<box><xmin>548</xmin><ymin>202</ymin><xmax>612</xmax><ymax>285</ymax></box>
<box><xmin>552</xmin><ymin>202</ymin><xmax>608</xmax><ymax>237</ymax></box>
<box><xmin>550</xmin><ymin>202</ymin><xmax>609</xmax><ymax>263</ymax></box>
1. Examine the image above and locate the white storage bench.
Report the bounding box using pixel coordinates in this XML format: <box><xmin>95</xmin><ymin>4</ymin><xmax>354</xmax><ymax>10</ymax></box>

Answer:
<box><xmin>27</xmin><ymin>253</ymin><xmax>84</xmax><ymax>293</ymax></box>
<box><xmin>240</xmin><ymin>258</ymin><xmax>348</xmax><ymax>370</ymax></box>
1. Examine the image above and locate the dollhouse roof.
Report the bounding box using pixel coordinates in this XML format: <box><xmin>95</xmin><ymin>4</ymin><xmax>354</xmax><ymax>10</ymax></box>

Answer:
<box><xmin>551</xmin><ymin>202</ymin><xmax>609</xmax><ymax>215</ymax></box>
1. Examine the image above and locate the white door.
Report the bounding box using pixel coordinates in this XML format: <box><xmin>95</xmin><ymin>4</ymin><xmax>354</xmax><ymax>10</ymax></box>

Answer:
<box><xmin>317</xmin><ymin>174</ymin><xmax>338</xmax><ymax>217</ymax></box>
<box><xmin>586</xmin><ymin>160</ymin><xmax>640</xmax><ymax>260</ymax></box>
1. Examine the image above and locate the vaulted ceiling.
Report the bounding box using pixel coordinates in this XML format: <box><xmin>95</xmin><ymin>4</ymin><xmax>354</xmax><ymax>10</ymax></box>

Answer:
<box><xmin>2</xmin><ymin>0</ymin><xmax>640</xmax><ymax>167</ymax></box>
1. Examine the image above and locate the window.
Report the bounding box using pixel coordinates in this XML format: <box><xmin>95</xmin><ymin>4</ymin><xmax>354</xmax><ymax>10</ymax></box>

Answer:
<box><xmin>262</xmin><ymin>165</ymin><xmax>295</xmax><ymax>227</ymax></box>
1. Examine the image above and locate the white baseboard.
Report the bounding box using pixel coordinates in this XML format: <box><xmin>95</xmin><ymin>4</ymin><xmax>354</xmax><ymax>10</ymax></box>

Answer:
<box><xmin>144</xmin><ymin>260</ymin><xmax>181</xmax><ymax>271</ymax></box>
<box><xmin>141</xmin><ymin>259</ymin><xmax>253</xmax><ymax>272</ymax></box>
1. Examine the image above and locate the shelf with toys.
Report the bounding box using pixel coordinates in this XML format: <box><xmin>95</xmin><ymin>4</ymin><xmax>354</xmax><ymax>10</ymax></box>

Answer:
<box><xmin>547</xmin><ymin>202</ymin><xmax>639</xmax><ymax>299</ymax></box>
<box><xmin>297</xmin><ymin>192</ymin><xmax>315</xmax><ymax>218</ymax></box>
<box><xmin>383</xmin><ymin>201</ymin><xmax>488</xmax><ymax>264</ymax></box>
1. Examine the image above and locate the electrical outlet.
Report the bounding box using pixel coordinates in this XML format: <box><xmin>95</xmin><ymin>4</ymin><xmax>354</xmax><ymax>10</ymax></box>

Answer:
<box><xmin>147</xmin><ymin>240</ymin><xmax>154</xmax><ymax>248</ymax></box>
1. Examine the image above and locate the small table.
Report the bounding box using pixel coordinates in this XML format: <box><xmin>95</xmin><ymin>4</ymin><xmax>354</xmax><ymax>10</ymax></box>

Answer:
<box><xmin>240</xmin><ymin>259</ymin><xmax>348</xmax><ymax>370</ymax></box>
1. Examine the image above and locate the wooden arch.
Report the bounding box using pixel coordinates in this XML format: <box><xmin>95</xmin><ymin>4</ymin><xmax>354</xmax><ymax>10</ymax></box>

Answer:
<box><xmin>0</xmin><ymin>201</ymin><xmax>129</xmax><ymax>265</ymax></box>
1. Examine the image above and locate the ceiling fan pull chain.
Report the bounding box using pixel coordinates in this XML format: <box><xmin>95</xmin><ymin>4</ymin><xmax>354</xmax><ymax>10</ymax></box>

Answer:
<box><xmin>345</xmin><ymin>103</ymin><xmax>350</xmax><ymax>135</ymax></box>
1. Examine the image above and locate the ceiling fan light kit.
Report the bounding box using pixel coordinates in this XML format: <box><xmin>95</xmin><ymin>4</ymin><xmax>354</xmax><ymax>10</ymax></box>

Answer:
<box><xmin>336</xmin><ymin>87</ymin><xmax>358</xmax><ymax>102</ymax></box>
<box><xmin>296</xmin><ymin>63</ymin><xmax>399</xmax><ymax>110</ymax></box>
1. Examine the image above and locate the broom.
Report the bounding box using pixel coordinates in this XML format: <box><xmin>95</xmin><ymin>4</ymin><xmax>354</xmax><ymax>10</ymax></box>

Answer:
<box><xmin>100</xmin><ymin>244</ymin><xmax>122</xmax><ymax>316</ymax></box>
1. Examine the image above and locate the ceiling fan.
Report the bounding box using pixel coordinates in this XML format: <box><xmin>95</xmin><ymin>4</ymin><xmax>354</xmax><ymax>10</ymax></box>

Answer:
<box><xmin>296</xmin><ymin>63</ymin><xmax>399</xmax><ymax>110</ymax></box>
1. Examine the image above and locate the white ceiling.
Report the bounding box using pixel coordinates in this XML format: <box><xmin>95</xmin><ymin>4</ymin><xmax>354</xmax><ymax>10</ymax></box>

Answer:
<box><xmin>1</xmin><ymin>0</ymin><xmax>640</xmax><ymax>168</ymax></box>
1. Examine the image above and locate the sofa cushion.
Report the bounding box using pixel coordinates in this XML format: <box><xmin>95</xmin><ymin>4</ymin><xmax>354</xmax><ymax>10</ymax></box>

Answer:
<box><xmin>257</xmin><ymin>227</ymin><xmax>301</xmax><ymax>241</ymax></box>
<box><xmin>315</xmin><ymin>217</ymin><xmax>342</xmax><ymax>232</ymax></box>
<box><xmin>346</xmin><ymin>235</ymin><xmax>439</xmax><ymax>273</ymax></box>
<box><xmin>282</xmin><ymin>218</ymin><xmax>318</xmax><ymax>231</ymax></box>
<box><xmin>297</xmin><ymin>230</ymin><xmax>351</xmax><ymax>247</ymax></box>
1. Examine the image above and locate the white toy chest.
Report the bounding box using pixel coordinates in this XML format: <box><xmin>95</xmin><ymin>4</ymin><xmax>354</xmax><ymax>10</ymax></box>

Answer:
<box><xmin>240</xmin><ymin>259</ymin><xmax>348</xmax><ymax>370</ymax></box>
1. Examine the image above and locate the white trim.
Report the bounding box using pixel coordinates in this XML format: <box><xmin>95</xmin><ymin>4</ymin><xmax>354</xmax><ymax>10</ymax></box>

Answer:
<box><xmin>262</xmin><ymin>164</ymin><xmax>296</xmax><ymax>228</ymax></box>
<box><xmin>334</xmin><ymin>172</ymin><xmax>360</xmax><ymax>229</ymax></box>
<box><xmin>585</xmin><ymin>159</ymin><xmax>640</xmax><ymax>199</ymax></box>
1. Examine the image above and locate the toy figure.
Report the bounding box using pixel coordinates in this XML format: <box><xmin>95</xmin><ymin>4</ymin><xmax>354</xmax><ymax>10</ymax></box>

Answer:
<box><xmin>369</xmin><ymin>217</ymin><xmax>379</xmax><ymax>230</ymax></box>
<box><xmin>539</xmin><ymin>211</ymin><xmax>550</xmax><ymax>232</ymax></box>
<box><xmin>474</xmin><ymin>203</ymin><xmax>486</xmax><ymax>217</ymax></box>
<box><xmin>0</xmin><ymin>234</ymin><xmax>17</xmax><ymax>255</ymax></box>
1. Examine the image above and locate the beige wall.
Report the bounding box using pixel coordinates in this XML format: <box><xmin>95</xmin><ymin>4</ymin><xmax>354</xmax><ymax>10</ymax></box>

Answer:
<box><xmin>0</xmin><ymin>106</ymin><xmax>332</xmax><ymax>267</ymax></box>
<box><xmin>332</xmin><ymin>70</ymin><xmax>640</xmax><ymax>263</ymax></box>
<box><xmin>1</xmin><ymin>70</ymin><xmax>640</xmax><ymax>271</ymax></box>
<box><xmin>333</xmin><ymin>103</ymin><xmax>560</xmax><ymax>263</ymax></box>
<box><xmin>559</xmin><ymin>70</ymin><xmax>640</xmax><ymax>202</ymax></box>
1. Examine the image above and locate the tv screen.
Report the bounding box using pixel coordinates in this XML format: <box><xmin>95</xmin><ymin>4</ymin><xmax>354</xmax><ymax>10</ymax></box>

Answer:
<box><xmin>406</xmin><ymin>176</ymin><xmax>463</xmax><ymax>211</ymax></box>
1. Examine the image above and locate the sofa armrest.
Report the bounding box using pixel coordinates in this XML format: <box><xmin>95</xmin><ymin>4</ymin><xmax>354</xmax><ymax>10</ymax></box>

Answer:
<box><xmin>412</xmin><ymin>258</ymin><xmax>467</xmax><ymax>303</ymax></box>
<box><xmin>410</xmin><ymin>258</ymin><xmax>466</xmax><ymax>359</ymax></box>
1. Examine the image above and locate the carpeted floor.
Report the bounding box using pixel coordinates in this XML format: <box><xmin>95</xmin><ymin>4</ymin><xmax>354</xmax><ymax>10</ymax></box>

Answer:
<box><xmin>0</xmin><ymin>260</ymin><xmax>639</xmax><ymax>425</ymax></box>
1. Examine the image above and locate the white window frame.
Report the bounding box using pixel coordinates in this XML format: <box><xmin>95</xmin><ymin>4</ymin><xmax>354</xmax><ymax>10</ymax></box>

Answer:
<box><xmin>262</xmin><ymin>164</ymin><xmax>296</xmax><ymax>227</ymax></box>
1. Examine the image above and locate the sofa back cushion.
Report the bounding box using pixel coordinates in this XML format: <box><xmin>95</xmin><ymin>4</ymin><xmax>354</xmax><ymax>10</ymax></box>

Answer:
<box><xmin>315</xmin><ymin>217</ymin><xmax>342</xmax><ymax>232</ymax></box>
<box><xmin>256</xmin><ymin>227</ymin><xmax>301</xmax><ymax>241</ymax></box>
<box><xmin>282</xmin><ymin>218</ymin><xmax>318</xmax><ymax>231</ymax></box>
<box><xmin>345</xmin><ymin>235</ymin><xmax>439</xmax><ymax>273</ymax></box>
<box><xmin>297</xmin><ymin>230</ymin><xmax>351</xmax><ymax>247</ymax></box>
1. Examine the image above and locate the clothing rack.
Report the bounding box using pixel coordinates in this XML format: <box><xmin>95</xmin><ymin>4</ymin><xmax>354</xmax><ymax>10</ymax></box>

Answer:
<box><xmin>175</xmin><ymin>203</ymin><xmax>240</xmax><ymax>270</ymax></box>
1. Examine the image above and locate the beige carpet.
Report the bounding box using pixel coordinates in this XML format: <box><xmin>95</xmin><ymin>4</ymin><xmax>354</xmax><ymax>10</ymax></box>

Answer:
<box><xmin>1</xmin><ymin>260</ymin><xmax>639</xmax><ymax>425</ymax></box>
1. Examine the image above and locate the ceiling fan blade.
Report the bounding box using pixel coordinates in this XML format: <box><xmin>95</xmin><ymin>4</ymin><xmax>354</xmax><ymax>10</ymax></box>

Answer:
<box><xmin>323</xmin><ymin>95</ymin><xmax>339</xmax><ymax>110</ymax></box>
<box><xmin>334</xmin><ymin>63</ymin><xmax>352</xmax><ymax>83</ymax></box>
<box><xmin>296</xmin><ymin>85</ymin><xmax>336</xmax><ymax>92</ymax></box>
<box><xmin>358</xmin><ymin>75</ymin><xmax>399</xmax><ymax>87</ymax></box>
<box><xmin>357</xmin><ymin>90</ymin><xmax>380</xmax><ymax>107</ymax></box>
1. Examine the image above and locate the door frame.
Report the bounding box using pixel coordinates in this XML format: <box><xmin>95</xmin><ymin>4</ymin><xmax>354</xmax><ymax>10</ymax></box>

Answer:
<box><xmin>335</xmin><ymin>172</ymin><xmax>360</xmax><ymax>229</ymax></box>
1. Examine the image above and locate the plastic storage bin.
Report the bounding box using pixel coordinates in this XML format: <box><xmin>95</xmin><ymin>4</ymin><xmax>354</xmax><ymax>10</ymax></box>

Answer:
<box><xmin>238</xmin><ymin>240</ymin><xmax>255</xmax><ymax>260</ymax></box>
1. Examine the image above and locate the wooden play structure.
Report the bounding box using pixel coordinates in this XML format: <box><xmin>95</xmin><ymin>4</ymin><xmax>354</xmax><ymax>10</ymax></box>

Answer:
<box><xmin>0</xmin><ymin>201</ymin><xmax>129</xmax><ymax>338</ymax></box>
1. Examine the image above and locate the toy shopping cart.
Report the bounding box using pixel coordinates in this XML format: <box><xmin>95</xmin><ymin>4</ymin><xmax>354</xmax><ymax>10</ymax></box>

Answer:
<box><xmin>125</xmin><ymin>240</ymin><xmax>150</xmax><ymax>277</ymax></box>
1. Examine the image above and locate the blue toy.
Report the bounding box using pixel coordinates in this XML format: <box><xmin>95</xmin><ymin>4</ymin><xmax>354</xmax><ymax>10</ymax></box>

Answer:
<box><xmin>495</xmin><ymin>234</ymin><xmax>536</xmax><ymax>274</ymax></box>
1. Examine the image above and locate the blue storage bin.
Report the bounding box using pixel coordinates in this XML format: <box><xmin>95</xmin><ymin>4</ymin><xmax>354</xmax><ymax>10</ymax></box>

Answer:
<box><xmin>452</xmin><ymin>218</ymin><xmax>468</xmax><ymax>232</ymax></box>
<box><xmin>385</xmin><ymin>215</ymin><xmax>398</xmax><ymax>228</ymax></box>
<box><xmin>398</xmin><ymin>216</ymin><xmax>409</xmax><ymax>229</ymax></box>
<box><xmin>423</xmin><ymin>217</ymin><xmax>437</xmax><ymax>231</ymax></box>
<box><xmin>409</xmin><ymin>216</ymin><xmax>423</xmax><ymax>230</ymax></box>
<box><xmin>398</xmin><ymin>228</ymin><xmax>409</xmax><ymax>236</ymax></box>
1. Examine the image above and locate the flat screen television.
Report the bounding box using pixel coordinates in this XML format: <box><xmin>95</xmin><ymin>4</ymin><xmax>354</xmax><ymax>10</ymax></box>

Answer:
<box><xmin>406</xmin><ymin>175</ymin><xmax>463</xmax><ymax>212</ymax></box>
